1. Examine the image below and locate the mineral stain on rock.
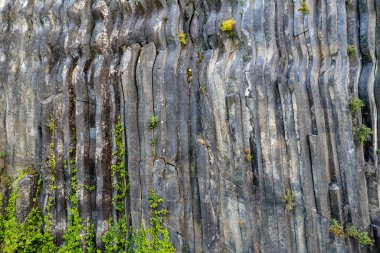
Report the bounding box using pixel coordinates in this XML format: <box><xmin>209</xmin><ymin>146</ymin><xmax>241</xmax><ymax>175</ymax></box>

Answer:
<box><xmin>0</xmin><ymin>0</ymin><xmax>379</xmax><ymax>252</ymax></box>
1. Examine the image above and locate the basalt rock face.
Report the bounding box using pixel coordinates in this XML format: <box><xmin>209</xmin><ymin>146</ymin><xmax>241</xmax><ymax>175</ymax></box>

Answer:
<box><xmin>0</xmin><ymin>0</ymin><xmax>380</xmax><ymax>252</ymax></box>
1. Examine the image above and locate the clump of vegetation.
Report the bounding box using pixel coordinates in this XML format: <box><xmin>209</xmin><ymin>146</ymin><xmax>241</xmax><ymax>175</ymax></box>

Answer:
<box><xmin>58</xmin><ymin>156</ymin><xmax>96</xmax><ymax>253</ymax></box>
<box><xmin>133</xmin><ymin>189</ymin><xmax>175</xmax><ymax>252</ymax></box>
<box><xmin>102</xmin><ymin>189</ymin><xmax>175</xmax><ymax>252</ymax></box>
<box><xmin>0</xmin><ymin>171</ymin><xmax>56</xmax><ymax>253</ymax></box>
<box><xmin>198</xmin><ymin>52</ymin><xmax>205</xmax><ymax>63</ymax></box>
<box><xmin>179</xmin><ymin>32</ymin><xmax>187</xmax><ymax>46</ymax></box>
<box><xmin>199</xmin><ymin>85</ymin><xmax>207</xmax><ymax>94</ymax></box>
<box><xmin>149</xmin><ymin>115</ymin><xmax>159</xmax><ymax>129</ymax></box>
<box><xmin>102</xmin><ymin>116</ymin><xmax>130</xmax><ymax>251</ymax></box>
<box><xmin>346</xmin><ymin>226</ymin><xmax>374</xmax><ymax>245</ymax></box>
<box><xmin>329</xmin><ymin>219</ymin><xmax>374</xmax><ymax>245</ymax></box>
<box><xmin>151</xmin><ymin>138</ymin><xmax>157</xmax><ymax>157</ymax></box>
<box><xmin>284</xmin><ymin>189</ymin><xmax>296</xmax><ymax>212</ymax></box>
<box><xmin>44</xmin><ymin>117</ymin><xmax>57</xmax><ymax>244</ymax></box>
<box><xmin>102</xmin><ymin>216</ymin><xmax>130</xmax><ymax>252</ymax></box>
<box><xmin>347</xmin><ymin>45</ymin><xmax>356</xmax><ymax>56</ymax></box>
<box><xmin>298</xmin><ymin>0</ymin><xmax>310</xmax><ymax>15</ymax></box>
<box><xmin>220</xmin><ymin>18</ymin><xmax>235</xmax><ymax>37</ymax></box>
<box><xmin>355</xmin><ymin>125</ymin><xmax>372</xmax><ymax>144</ymax></box>
<box><xmin>329</xmin><ymin>219</ymin><xmax>345</xmax><ymax>238</ymax></box>
<box><xmin>244</xmin><ymin>149</ymin><xmax>253</xmax><ymax>162</ymax></box>
<box><xmin>349</xmin><ymin>98</ymin><xmax>364</xmax><ymax>113</ymax></box>
<box><xmin>46</xmin><ymin>115</ymin><xmax>55</xmax><ymax>133</ymax></box>
<box><xmin>82</xmin><ymin>184</ymin><xmax>96</xmax><ymax>192</ymax></box>
<box><xmin>111</xmin><ymin>116</ymin><xmax>128</xmax><ymax>212</ymax></box>
<box><xmin>0</xmin><ymin>152</ymin><xmax>6</xmax><ymax>159</ymax></box>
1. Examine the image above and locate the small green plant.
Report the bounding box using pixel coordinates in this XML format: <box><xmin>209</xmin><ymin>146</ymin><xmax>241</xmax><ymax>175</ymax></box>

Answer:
<box><xmin>284</xmin><ymin>189</ymin><xmax>296</xmax><ymax>212</ymax></box>
<box><xmin>329</xmin><ymin>219</ymin><xmax>345</xmax><ymax>238</ymax></box>
<box><xmin>220</xmin><ymin>18</ymin><xmax>235</xmax><ymax>37</ymax></box>
<box><xmin>151</xmin><ymin>138</ymin><xmax>157</xmax><ymax>156</ymax></box>
<box><xmin>82</xmin><ymin>184</ymin><xmax>96</xmax><ymax>192</ymax></box>
<box><xmin>198</xmin><ymin>52</ymin><xmax>205</xmax><ymax>62</ymax></box>
<box><xmin>349</xmin><ymin>98</ymin><xmax>364</xmax><ymax>113</ymax></box>
<box><xmin>199</xmin><ymin>85</ymin><xmax>207</xmax><ymax>94</ymax></box>
<box><xmin>355</xmin><ymin>125</ymin><xmax>372</xmax><ymax>144</ymax></box>
<box><xmin>244</xmin><ymin>149</ymin><xmax>253</xmax><ymax>162</ymax></box>
<box><xmin>149</xmin><ymin>115</ymin><xmax>159</xmax><ymax>129</ymax></box>
<box><xmin>346</xmin><ymin>226</ymin><xmax>374</xmax><ymax>246</ymax></box>
<box><xmin>150</xmin><ymin>138</ymin><xmax>157</xmax><ymax>146</ymax></box>
<box><xmin>298</xmin><ymin>0</ymin><xmax>310</xmax><ymax>15</ymax></box>
<box><xmin>347</xmin><ymin>45</ymin><xmax>356</xmax><ymax>56</ymax></box>
<box><xmin>0</xmin><ymin>152</ymin><xmax>6</xmax><ymax>159</ymax></box>
<box><xmin>46</xmin><ymin>115</ymin><xmax>55</xmax><ymax>133</ymax></box>
<box><xmin>179</xmin><ymin>32</ymin><xmax>187</xmax><ymax>46</ymax></box>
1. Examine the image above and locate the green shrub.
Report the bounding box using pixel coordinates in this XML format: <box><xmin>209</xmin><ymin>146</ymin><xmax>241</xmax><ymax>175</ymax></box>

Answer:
<box><xmin>346</xmin><ymin>226</ymin><xmax>374</xmax><ymax>246</ymax></box>
<box><xmin>347</xmin><ymin>45</ymin><xmax>356</xmax><ymax>56</ymax></box>
<box><xmin>102</xmin><ymin>216</ymin><xmax>130</xmax><ymax>253</ymax></box>
<box><xmin>0</xmin><ymin>171</ymin><xmax>55</xmax><ymax>253</ymax></box>
<box><xmin>349</xmin><ymin>98</ymin><xmax>364</xmax><ymax>113</ymax></box>
<box><xmin>329</xmin><ymin>220</ymin><xmax>374</xmax><ymax>245</ymax></box>
<box><xmin>220</xmin><ymin>18</ymin><xmax>235</xmax><ymax>37</ymax></box>
<box><xmin>329</xmin><ymin>219</ymin><xmax>345</xmax><ymax>238</ymax></box>
<box><xmin>355</xmin><ymin>126</ymin><xmax>372</xmax><ymax>144</ymax></box>
<box><xmin>0</xmin><ymin>152</ymin><xmax>6</xmax><ymax>159</ymax></box>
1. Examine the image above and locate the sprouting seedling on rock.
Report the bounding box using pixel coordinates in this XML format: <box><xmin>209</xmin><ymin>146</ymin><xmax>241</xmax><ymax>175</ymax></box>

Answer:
<box><xmin>149</xmin><ymin>115</ymin><xmax>159</xmax><ymax>129</ymax></box>
<box><xmin>298</xmin><ymin>0</ymin><xmax>309</xmax><ymax>15</ymax></box>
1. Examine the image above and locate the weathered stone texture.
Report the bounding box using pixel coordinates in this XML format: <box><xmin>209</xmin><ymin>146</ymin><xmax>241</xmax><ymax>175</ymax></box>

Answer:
<box><xmin>0</xmin><ymin>0</ymin><xmax>380</xmax><ymax>252</ymax></box>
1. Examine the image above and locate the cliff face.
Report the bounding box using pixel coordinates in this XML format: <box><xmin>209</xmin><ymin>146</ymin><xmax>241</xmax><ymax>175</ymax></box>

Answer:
<box><xmin>0</xmin><ymin>0</ymin><xmax>379</xmax><ymax>252</ymax></box>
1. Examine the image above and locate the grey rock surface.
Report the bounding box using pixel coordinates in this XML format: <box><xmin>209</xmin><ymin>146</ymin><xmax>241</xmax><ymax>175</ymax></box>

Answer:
<box><xmin>0</xmin><ymin>0</ymin><xmax>379</xmax><ymax>252</ymax></box>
